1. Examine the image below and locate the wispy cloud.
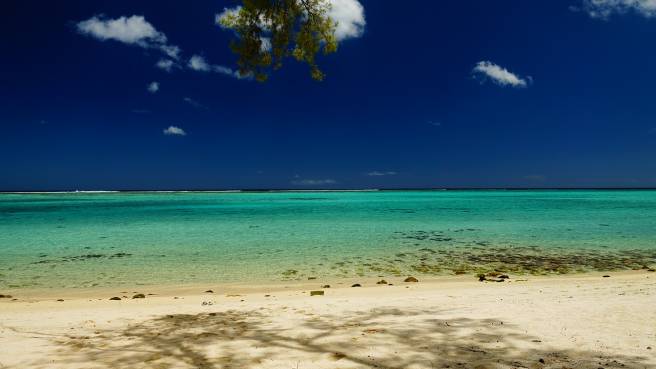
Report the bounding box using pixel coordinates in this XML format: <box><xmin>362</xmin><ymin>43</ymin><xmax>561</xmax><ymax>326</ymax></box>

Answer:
<box><xmin>155</xmin><ymin>59</ymin><xmax>177</xmax><ymax>72</ymax></box>
<box><xmin>216</xmin><ymin>0</ymin><xmax>365</xmax><ymax>41</ymax></box>
<box><xmin>575</xmin><ymin>0</ymin><xmax>656</xmax><ymax>19</ymax></box>
<box><xmin>291</xmin><ymin>179</ymin><xmax>337</xmax><ymax>186</ymax></box>
<box><xmin>76</xmin><ymin>15</ymin><xmax>180</xmax><ymax>59</ymax></box>
<box><xmin>472</xmin><ymin>61</ymin><xmax>529</xmax><ymax>88</ymax></box>
<box><xmin>366</xmin><ymin>171</ymin><xmax>397</xmax><ymax>176</ymax></box>
<box><xmin>147</xmin><ymin>81</ymin><xmax>159</xmax><ymax>93</ymax></box>
<box><xmin>76</xmin><ymin>15</ymin><xmax>244</xmax><ymax>80</ymax></box>
<box><xmin>183</xmin><ymin>97</ymin><xmax>207</xmax><ymax>110</ymax></box>
<box><xmin>188</xmin><ymin>55</ymin><xmax>243</xmax><ymax>79</ymax></box>
<box><xmin>163</xmin><ymin>126</ymin><xmax>186</xmax><ymax>136</ymax></box>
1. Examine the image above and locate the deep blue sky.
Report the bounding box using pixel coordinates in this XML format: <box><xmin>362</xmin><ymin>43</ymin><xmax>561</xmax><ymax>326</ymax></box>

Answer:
<box><xmin>2</xmin><ymin>0</ymin><xmax>656</xmax><ymax>190</ymax></box>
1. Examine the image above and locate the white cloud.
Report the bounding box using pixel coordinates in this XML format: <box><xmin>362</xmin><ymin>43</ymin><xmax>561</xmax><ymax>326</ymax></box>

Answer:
<box><xmin>366</xmin><ymin>171</ymin><xmax>397</xmax><ymax>176</ymax></box>
<box><xmin>215</xmin><ymin>0</ymin><xmax>365</xmax><ymax>41</ymax></box>
<box><xmin>472</xmin><ymin>61</ymin><xmax>529</xmax><ymax>88</ymax></box>
<box><xmin>291</xmin><ymin>179</ymin><xmax>337</xmax><ymax>186</ymax></box>
<box><xmin>188</xmin><ymin>55</ymin><xmax>211</xmax><ymax>72</ymax></box>
<box><xmin>147</xmin><ymin>81</ymin><xmax>159</xmax><ymax>93</ymax></box>
<box><xmin>77</xmin><ymin>15</ymin><xmax>164</xmax><ymax>44</ymax></box>
<box><xmin>187</xmin><ymin>55</ymin><xmax>243</xmax><ymax>78</ymax></box>
<box><xmin>155</xmin><ymin>59</ymin><xmax>176</xmax><ymax>72</ymax></box>
<box><xmin>76</xmin><ymin>15</ymin><xmax>180</xmax><ymax>59</ymax></box>
<box><xmin>328</xmin><ymin>0</ymin><xmax>366</xmax><ymax>40</ymax></box>
<box><xmin>578</xmin><ymin>0</ymin><xmax>656</xmax><ymax>18</ymax></box>
<box><xmin>163</xmin><ymin>126</ymin><xmax>186</xmax><ymax>136</ymax></box>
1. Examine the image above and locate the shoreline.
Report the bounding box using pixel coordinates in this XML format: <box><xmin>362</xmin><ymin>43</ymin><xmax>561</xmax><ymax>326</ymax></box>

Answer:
<box><xmin>1</xmin><ymin>269</ymin><xmax>651</xmax><ymax>301</ymax></box>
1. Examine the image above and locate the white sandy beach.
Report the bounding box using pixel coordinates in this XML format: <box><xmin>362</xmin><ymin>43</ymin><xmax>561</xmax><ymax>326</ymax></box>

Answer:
<box><xmin>1</xmin><ymin>271</ymin><xmax>655</xmax><ymax>369</ymax></box>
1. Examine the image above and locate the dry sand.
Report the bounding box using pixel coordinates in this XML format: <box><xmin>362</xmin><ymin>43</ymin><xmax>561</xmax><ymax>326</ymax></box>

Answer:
<box><xmin>1</xmin><ymin>271</ymin><xmax>655</xmax><ymax>369</ymax></box>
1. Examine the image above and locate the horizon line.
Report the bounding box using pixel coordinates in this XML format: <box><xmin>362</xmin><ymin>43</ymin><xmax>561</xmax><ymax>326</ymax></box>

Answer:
<box><xmin>2</xmin><ymin>187</ymin><xmax>656</xmax><ymax>194</ymax></box>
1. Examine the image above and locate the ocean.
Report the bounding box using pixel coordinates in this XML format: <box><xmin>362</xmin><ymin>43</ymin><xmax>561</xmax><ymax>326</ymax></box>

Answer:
<box><xmin>1</xmin><ymin>190</ymin><xmax>655</xmax><ymax>289</ymax></box>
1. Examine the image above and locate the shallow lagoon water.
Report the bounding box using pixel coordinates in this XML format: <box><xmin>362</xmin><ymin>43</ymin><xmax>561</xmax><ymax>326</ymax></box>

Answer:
<box><xmin>1</xmin><ymin>190</ymin><xmax>655</xmax><ymax>289</ymax></box>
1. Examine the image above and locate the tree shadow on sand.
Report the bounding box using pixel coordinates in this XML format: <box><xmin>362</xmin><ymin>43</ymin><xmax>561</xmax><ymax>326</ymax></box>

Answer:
<box><xmin>44</xmin><ymin>307</ymin><xmax>652</xmax><ymax>369</ymax></box>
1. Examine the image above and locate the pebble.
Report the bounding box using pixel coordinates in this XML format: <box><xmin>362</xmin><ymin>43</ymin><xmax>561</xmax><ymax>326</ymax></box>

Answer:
<box><xmin>132</xmin><ymin>294</ymin><xmax>145</xmax><ymax>299</ymax></box>
<box><xmin>351</xmin><ymin>283</ymin><xmax>362</xmax><ymax>287</ymax></box>
<box><xmin>109</xmin><ymin>297</ymin><xmax>121</xmax><ymax>301</ymax></box>
<box><xmin>310</xmin><ymin>290</ymin><xmax>324</xmax><ymax>296</ymax></box>
<box><xmin>404</xmin><ymin>276</ymin><xmax>419</xmax><ymax>283</ymax></box>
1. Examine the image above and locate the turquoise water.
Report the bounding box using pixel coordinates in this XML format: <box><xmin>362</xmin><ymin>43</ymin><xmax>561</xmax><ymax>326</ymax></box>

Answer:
<box><xmin>1</xmin><ymin>190</ymin><xmax>655</xmax><ymax>289</ymax></box>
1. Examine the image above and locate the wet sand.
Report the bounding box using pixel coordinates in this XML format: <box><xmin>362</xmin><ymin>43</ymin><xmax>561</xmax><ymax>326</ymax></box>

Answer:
<box><xmin>1</xmin><ymin>271</ymin><xmax>655</xmax><ymax>369</ymax></box>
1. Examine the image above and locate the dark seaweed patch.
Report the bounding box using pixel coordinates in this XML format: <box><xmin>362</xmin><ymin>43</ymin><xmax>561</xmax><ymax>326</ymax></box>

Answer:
<box><xmin>30</xmin><ymin>252</ymin><xmax>133</xmax><ymax>265</ymax></box>
<box><xmin>286</xmin><ymin>229</ymin><xmax>656</xmax><ymax>281</ymax></box>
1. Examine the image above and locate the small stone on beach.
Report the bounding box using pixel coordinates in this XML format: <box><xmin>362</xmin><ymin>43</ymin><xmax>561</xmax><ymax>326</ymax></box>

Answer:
<box><xmin>132</xmin><ymin>294</ymin><xmax>145</xmax><ymax>299</ymax></box>
<box><xmin>322</xmin><ymin>284</ymin><xmax>331</xmax><ymax>288</ymax></box>
<box><xmin>376</xmin><ymin>280</ymin><xmax>388</xmax><ymax>284</ymax></box>
<box><xmin>404</xmin><ymin>276</ymin><xmax>419</xmax><ymax>283</ymax></box>
<box><xmin>109</xmin><ymin>297</ymin><xmax>121</xmax><ymax>301</ymax></box>
<box><xmin>351</xmin><ymin>283</ymin><xmax>362</xmax><ymax>287</ymax></box>
<box><xmin>0</xmin><ymin>294</ymin><xmax>13</xmax><ymax>299</ymax></box>
<box><xmin>310</xmin><ymin>290</ymin><xmax>324</xmax><ymax>296</ymax></box>
<box><xmin>204</xmin><ymin>290</ymin><xmax>214</xmax><ymax>293</ymax></box>
<box><xmin>603</xmin><ymin>275</ymin><xmax>611</xmax><ymax>278</ymax></box>
<box><xmin>57</xmin><ymin>299</ymin><xmax>64</xmax><ymax>302</ymax></box>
